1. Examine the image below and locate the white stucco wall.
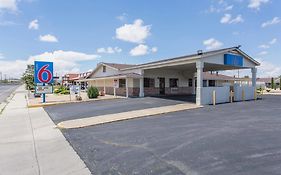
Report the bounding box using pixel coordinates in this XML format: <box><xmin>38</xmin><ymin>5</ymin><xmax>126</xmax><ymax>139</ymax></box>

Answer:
<box><xmin>202</xmin><ymin>52</ymin><xmax>257</xmax><ymax>68</ymax></box>
<box><xmin>201</xmin><ymin>86</ymin><xmax>230</xmax><ymax>105</ymax></box>
<box><xmin>234</xmin><ymin>84</ymin><xmax>255</xmax><ymax>101</ymax></box>
<box><xmin>89</xmin><ymin>65</ymin><xmax>119</xmax><ymax>78</ymax></box>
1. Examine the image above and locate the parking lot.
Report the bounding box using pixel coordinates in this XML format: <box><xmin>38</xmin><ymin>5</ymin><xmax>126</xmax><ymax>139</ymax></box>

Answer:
<box><xmin>44</xmin><ymin>96</ymin><xmax>194</xmax><ymax>124</ymax></box>
<box><xmin>45</xmin><ymin>95</ymin><xmax>281</xmax><ymax>175</ymax></box>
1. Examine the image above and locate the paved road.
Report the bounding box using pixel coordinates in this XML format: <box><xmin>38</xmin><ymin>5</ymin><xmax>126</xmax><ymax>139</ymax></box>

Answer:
<box><xmin>46</xmin><ymin>95</ymin><xmax>281</xmax><ymax>175</ymax></box>
<box><xmin>0</xmin><ymin>84</ymin><xmax>19</xmax><ymax>104</ymax></box>
<box><xmin>44</xmin><ymin>96</ymin><xmax>191</xmax><ymax>124</ymax></box>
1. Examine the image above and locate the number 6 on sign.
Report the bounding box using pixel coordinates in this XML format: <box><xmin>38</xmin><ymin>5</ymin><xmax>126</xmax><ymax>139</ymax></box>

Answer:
<box><xmin>34</xmin><ymin>61</ymin><xmax>54</xmax><ymax>84</ymax></box>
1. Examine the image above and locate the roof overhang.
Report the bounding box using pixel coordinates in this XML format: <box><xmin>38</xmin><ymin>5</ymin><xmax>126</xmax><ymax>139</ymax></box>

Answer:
<box><xmin>76</xmin><ymin>73</ymin><xmax>142</xmax><ymax>82</ymax></box>
<box><xmin>120</xmin><ymin>47</ymin><xmax>260</xmax><ymax>71</ymax></box>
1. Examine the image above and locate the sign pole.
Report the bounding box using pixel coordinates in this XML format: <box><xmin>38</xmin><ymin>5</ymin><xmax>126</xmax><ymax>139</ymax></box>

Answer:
<box><xmin>43</xmin><ymin>83</ymin><xmax>46</xmax><ymax>103</ymax></box>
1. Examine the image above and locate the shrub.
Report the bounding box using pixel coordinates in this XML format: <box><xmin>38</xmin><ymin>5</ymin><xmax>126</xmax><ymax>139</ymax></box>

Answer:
<box><xmin>87</xmin><ymin>86</ymin><xmax>99</xmax><ymax>99</ymax></box>
<box><xmin>54</xmin><ymin>86</ymin><xmax>68</xmax><ymax>94</ymax></box>
<box><xmin>54</xmin><ymin>89</ymin><xmax>61</xmax><ymax>94</ymax></box>
<box><xmin>61</xmin><ymin>89</ymin><xmax>70</xmax><ymax>95</ymax></box>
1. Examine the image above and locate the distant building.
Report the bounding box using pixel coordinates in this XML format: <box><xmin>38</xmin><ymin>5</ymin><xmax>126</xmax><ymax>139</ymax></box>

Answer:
<box><xmin>62</xmin><ymin>74</ymin><xmax>79</xmax><ymax>86</ymax></box>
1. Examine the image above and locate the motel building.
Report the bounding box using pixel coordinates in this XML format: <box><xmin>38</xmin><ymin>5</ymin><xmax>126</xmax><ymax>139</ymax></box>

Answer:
<box><xmin>76</xmin><ymin>46</ymin><xmax>260</xmax><ymax>105</ymax></box>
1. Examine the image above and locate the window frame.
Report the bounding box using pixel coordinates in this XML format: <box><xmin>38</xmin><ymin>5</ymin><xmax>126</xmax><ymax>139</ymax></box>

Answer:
<box><xmin>119</xmin><ymin>79</ymin><xmax>126</xmax><ymax>88</ymax></box>
<box><xmin>169</xmin><ymin>78</ymin><xmax>179</xmax><ymax>88</ymax></box>
<box><xmin>102</xmin><ymin>65</ymin><xmax>106</xmax><ymax>73</ymax></box>
<box><xmin>144</xmin><ymin>78</ymin><xmax>155</xmax><ymax>88</ymax></box>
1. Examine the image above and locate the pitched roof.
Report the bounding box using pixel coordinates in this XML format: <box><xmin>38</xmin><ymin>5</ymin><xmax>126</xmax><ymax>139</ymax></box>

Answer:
<box><xmin>102</xmin><ymin>62</ymin><xmax>136</xmax><ymax>70</ymax></box>
<box><xmin>120</xmin><ymin>46</ymin><xmax>260</xmax><ymax>70</ymax></box>
<box><xmin>203</xmin><ymin>72</ymin><xmax>236</xmax><ymax>80</ymax></box>
<box><xmin>257</xmin><ymin>78</ymin><xmax>272</xmax><ymax>83</ymax></box>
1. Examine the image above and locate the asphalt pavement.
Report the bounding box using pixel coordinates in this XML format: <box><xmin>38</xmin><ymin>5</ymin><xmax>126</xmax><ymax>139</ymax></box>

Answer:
<box><xmin>46</xmin><ymin>95</ymin><xmax>281</xmax><ymax>175</ymax></box>
<box><xmin>44</xmin><ymin>96</ymin><xmax>190</xmax><ymax>124</ymax></box>
<box><xmin>0</xmin><ymin>84</ymin><xmax>19</xmax><ymax>104</ymax></box>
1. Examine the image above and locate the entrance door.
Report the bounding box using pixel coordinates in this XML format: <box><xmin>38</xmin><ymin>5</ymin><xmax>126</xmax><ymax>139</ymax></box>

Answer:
<box><xmin>159</xmin><ymin>78</ymin><xmax>165</xmax><ymax>95</ymax></box>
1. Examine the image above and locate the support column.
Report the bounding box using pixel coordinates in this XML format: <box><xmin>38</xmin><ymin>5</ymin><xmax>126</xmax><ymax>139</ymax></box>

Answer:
<box><xmin>125</xmin><ymin>78</ymin><xmax>129</xmax><ymax>98</ymax></box>
<box><xmin>251</xmin><ymin>67</ymin><xmax>257</xmax><ymax>87</ymax></box>
<box><xmin>103</xmin><ymin>79</ymin><xmax>106</xmax><ymax>94</ymax></box>
<box><xmin>196</xmin><ymin>61</ymin><xmax>204</xmax><ymax>105</ymax></box>
<box><xmin>192</xmin><ymin>73</ymin><xmax>196</xmax><ymax>95</ymax></box>
<box><xmin>139</xmin><ymin>69</ymin><xmax>144</xmax><ymax>97</ymax></box>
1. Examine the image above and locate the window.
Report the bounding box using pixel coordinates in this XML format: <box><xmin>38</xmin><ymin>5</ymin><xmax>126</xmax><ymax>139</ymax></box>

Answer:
<box><xmin>188</xmin><ymin>79</ymin><xmax>193</xmax><ymax>87</ymax></box>
<box><xmin>209</xmin><ymin>80</ymin><xmax>216</xmax><ymax>87</ymax></box>
<box><xmin>169</xmin><ymin>78</ymin><xmax>178</xmax><ymax>88</ymax></box>
<box><xmin>119</xmin><ymin>79</ymin><xmax>126</xmax><ymax>88</ymax></box>
<box><xmin>144</xmin><ymin>78</ymin><xmax>155</xmax><ymax>88</ymax></box>
<box><xmin>102</xmin><ymin>66</ymin><xmax>106</xmax><ymax>72</ymax></box>
<box><xmin>203</xmin><ymin>80</ymin><xmax>207</xmax><ymax>87</ymax></box>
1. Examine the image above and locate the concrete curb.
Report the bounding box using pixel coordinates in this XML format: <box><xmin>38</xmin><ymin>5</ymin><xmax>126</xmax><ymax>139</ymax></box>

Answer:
<box><xmin>27</xmin><ymin>96</ymin><xmax>124</xmax><ymax>108</ymax></box>
<box><xmin>57</xmin><ymin>103</ymin><xmax>202</xmax><ymax>129</ymax></box>
<box><xmin>0</xmin><ymin>92</ymin><xmax>16</xmax><ymax>115</ymax></box>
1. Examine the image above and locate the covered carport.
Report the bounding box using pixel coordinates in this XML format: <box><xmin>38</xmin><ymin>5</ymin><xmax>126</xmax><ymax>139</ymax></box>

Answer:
<box><xmin>122</xmin><ymin>46</ymin><xmax>260</xmax><ymax>105</ymax></box>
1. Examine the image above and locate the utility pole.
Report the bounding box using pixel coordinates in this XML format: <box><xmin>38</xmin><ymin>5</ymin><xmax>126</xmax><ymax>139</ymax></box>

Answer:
<box><xmin>0</xmin><ymin>72</ymin><xmax>2</xmax><ymax>81</ymax></box>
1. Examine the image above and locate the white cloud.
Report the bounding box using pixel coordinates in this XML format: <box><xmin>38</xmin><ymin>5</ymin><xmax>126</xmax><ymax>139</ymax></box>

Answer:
<box><xmin>259</xmin><ymin>44</ymin><xmax>270</xmax><ymax>49</ymax></box>
<box><xmin>130</xmin><ymin>44</ymin><xmax>149</xmax><ymax>56</ymax></box>
<box><xmin>39</xmin><ymin>34</ymin><xmax>58</xmax><ymax>42</ymax></box>
<box><xmin>220</xmin><ymin>14</ymin><xmax>244</xmax><ymax>24</ymax></box>
<box><xmin>203</xmin><ymin>38</ymin><xmax>223</xmax><ymax>50</ymax></box>
<box><xmin>0</xmin><ymin>59</ymin><xmax>27</xmax><ymax>78</ymax></box>
<box><xmin>256</xmin><ymin>59</ymin><xmax>281</xmax><ymax>77</ymax></box>
<box><xmin>115</xmin><ymin>19</ymin><xmax>151</xmax><ymax>43</ymax></box>
<box><xmin>205</xmin><ymin>0</ymin><xmax>233</xmax><ymax>14</ymax></box>
<box><xmin>116</xmin><ymin>13</ymin><xmax>127</xmax><ymax>21</ymax></box>
<box><xmin>220</xmin><ymin>14</ymin><xmax>232</xmax><ymax>23</ymax></box>
<box><xmin>97</xmin><ymin>47</ymin><xmax>122</xmax><ymax>54</ymax></box>
<box><xmin>225</xmin><ymin>5</ymin><xmax>233</xmax><ymax>11</ymax></box>
<box><xmin>0</xmin><ymin>53</ymin><xmax>4</xmax><ymax>59</ymax></box>
<box><xmin>129</xmin><ymin>45</ymin><xmax>157</xmax><ymax>56</ymax></box>
<box><xmin>0</xmin><ymin>20</ymin><xmax>16</xmax><ymax>26</ymax></box>
<box><xmin>257</xmin><ymin>51</ymin><xmax>268</xmax><ymax>55</ymax></box>
<box><xmin>151</xmin><ymin>47</ymin><xmax>158</xmax><ymax>53</ymax></box>
<box><xmin>0</xmin><ymin>50</ymin><xmax>100</xmax><ymax>78</ymax></box>
<box><xmin>0</xmin><ymin>0</ymin><xmax>17</xmax><ymax>11</ymax></box>
<box><xmin>248</xmin><ymin>0</ymin><xmax>269</xmax><ymax>10</ymax></box>
<box><xmin>258</xmin><ymin>38</ymin><xmax>278</xmax><ymax>49</ymax></box>
<box><xmin>261</xmin><ymin>17</ymin><xmax>280</xmax><ymax>28</ymax></box>
<box><xmin>28</xmin><ymin>19</ymin><xmax>39</xmax><ymax>30</ymax></box>
<box><xmin>269</xmin><ymin>38</ymin><xmax>277</xmax><ymax>45</ymax></box>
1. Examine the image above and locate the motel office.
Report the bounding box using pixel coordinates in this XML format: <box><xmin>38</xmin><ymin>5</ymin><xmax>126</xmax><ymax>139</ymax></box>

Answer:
<box><xmin>77</xmin><ymin>47</ymin><xmax>260</xmax><ymax>105</ymax></box>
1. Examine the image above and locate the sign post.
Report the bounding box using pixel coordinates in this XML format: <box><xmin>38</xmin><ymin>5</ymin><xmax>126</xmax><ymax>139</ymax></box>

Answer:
<box><xmin>34</xmin><ymin>61</ymin><xmax>54</xmax><ymax>103</ymax></box>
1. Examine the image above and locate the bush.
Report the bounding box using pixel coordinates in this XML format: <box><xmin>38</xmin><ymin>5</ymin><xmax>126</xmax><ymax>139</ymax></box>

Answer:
<box><xmin>54</xmin><ymin>86</ymin><xmax>68</xmax><ymax>94</ymax></box>
<box><xmin>87</xmin><ymin>86</ymin><xmax>99</xmax><ymax>99</ymax></box>
<box><xmin>61</xmin><ymin>89</ymin><xmax>70</xmax><ymax>95</ymax></box>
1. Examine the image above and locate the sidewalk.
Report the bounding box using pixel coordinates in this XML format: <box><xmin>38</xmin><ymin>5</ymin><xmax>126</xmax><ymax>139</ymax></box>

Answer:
<box><xmin>0</xmin><ymin>86</ymin><xmax>91</xmax><ymax>175</ymax></box>
<box><xmin>27</xmin><ymin>92</ymin><xmax>123</xmax><ymax>108</ymax></box>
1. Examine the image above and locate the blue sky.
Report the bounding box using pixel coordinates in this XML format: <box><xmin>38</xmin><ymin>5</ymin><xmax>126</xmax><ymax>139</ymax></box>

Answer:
<box><xmin>0</xmin><ymin>0</ymin><xmax>280</xmax><ymax>78</ymax></box>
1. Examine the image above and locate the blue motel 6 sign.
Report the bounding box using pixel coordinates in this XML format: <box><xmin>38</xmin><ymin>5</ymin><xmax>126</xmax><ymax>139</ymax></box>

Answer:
<box><xmin>224</xmin><ymin>54</ymin><xmax>243</xmax><ymax>67</ymax></box>
<box><xmin>34</xmin><ymin>61</ymin><xmax>54</xmax><ymax>84</ymax></box>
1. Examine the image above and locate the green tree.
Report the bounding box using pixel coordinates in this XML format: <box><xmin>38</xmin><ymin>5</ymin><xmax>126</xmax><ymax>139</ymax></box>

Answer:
<box><xmin>22</xmin><ymin>73</ymin><xmax>35</xmax><ymax>90</ymax></box>
<box><xmin>22</xmin><ymin>64</ymin><xmax>35</xmax><ymax>90</ymax></box>
<box><xmin>271</xmin><ymin>77</ymin><xmax>275</xmax><ymax>89</ymax></box>
<box><xmin>279</xmin><ymin>75</ymin><xmax>281</xmax><ymax>90</ymax></box>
